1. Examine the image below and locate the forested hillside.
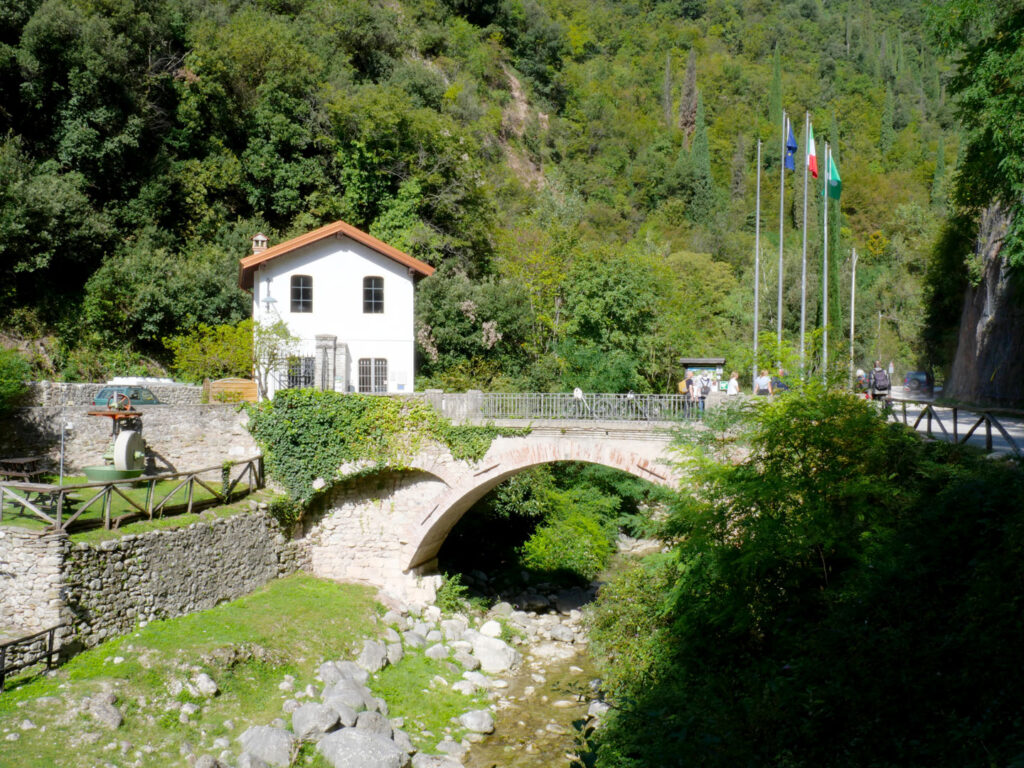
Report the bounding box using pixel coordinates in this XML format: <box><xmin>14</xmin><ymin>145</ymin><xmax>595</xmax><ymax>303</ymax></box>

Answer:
<box><xmin>0</xmin><ymin>0</ymin><xmax>977</xmax><ymax>389</ymax></box>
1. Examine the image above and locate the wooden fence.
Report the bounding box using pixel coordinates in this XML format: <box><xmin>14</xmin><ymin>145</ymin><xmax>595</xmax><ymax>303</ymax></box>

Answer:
<box><xmin>0</xmin><ymin>624</ymin><xmax>65</xmax><ymax>691</ymax></box>
<box><xmin>202</xmin><ymin>378</ymin><xmax>258</xmax><ymax>403</ymax></box>
<box><xmin>0</xmin><ymin>456</ymin><xmax>264</xmax><ymax>533</ymax></box>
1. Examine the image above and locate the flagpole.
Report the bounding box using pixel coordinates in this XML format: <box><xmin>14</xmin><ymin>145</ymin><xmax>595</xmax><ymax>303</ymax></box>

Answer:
<box><xmin>823</xmin><ymin>142</ymin><xmax>829</xmax><ymax>382</ymax></box>
<box><xmin>777</xmin><ymin>111</ymin><xmax>786</xmax><ymax>347</ymax></box>
<box><xmin>849</xmin><ymin>247</ymin><xmax>858</xmax><ymax>391</ymax></box>
<box><xmin>800</xmin><ymin>111</ymin><xmax>809</xmax><ymax>374</ymax></box>
<box><xmin>754</xmin><ymin>139</ymin><xmax>762</xmax><ymax>387</ymax></box>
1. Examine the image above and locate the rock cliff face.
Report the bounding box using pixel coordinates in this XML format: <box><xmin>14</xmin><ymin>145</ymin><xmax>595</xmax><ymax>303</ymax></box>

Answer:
<box><xmin>946</xmin><ymin>204</ymin><xmax>1024</xmax><ymax>406</ymax></box>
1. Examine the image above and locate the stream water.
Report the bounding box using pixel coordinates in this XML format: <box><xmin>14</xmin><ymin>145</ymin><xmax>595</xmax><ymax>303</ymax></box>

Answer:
<box><xmin>463</xmin><ymin>643</ymin><xmax>598</xmax><ymax>768</ymax></box>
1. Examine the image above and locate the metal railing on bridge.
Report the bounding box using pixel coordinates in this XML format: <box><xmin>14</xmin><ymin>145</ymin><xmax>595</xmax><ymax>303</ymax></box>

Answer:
<box><xmin>478</xmin><ymin>392</ymin><xmax>699</xmax><ymax>422</ymax></box>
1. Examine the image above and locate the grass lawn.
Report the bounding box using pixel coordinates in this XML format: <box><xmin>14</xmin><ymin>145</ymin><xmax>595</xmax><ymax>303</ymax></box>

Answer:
<box><xmin>0</xmin><ymin>573</ymin><xmax>487</xmax><ymax>767</ymax></box>
<box><xmin>0</xmin><ymin>574</ymin><xmax>378</xmax><ymax>768</ymax></box>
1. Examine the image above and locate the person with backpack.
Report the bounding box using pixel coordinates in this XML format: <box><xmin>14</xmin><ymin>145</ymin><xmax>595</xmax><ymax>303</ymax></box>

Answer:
<box><xmin>870</xmin><ymin>360</ymin><xmax>891</xmax><ymax>401</ymax></box>
<box><xmin>697</xmin><ymin>372</ymin><xmax>712</xmax><ymax>412</ymax></box>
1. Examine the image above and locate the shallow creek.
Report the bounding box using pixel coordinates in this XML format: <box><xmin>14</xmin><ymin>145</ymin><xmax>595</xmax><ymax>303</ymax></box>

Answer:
<box><xmin>464</xmin><ymin>643</ymin><xmax>599</xmax><ymax>767</ymax></box>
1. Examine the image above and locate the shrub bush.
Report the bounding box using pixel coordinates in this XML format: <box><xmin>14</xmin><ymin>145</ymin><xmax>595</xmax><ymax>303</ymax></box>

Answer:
<box><xmin>519</xmin><ymin>509</ymin><xmax>613</xmax><ymax>582</ymax></box>
<box><xmin>0</xmin><ymin>348</ymin><xmax>30</xmax><ymax>415</ymax></box>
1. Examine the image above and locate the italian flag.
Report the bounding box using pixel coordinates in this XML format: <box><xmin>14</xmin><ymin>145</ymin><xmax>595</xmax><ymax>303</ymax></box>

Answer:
<box><xmin>807</xmin><ymin>122</ymin><xmax>818</xmax><ymax>179</ymax></box>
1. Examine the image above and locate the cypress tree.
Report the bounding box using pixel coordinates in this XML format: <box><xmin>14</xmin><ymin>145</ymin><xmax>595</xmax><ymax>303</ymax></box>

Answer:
<box><xmin>662</xmin><ymin>52</ymin><xmax>673</xmax><ymax>128</ymax></box>
<box><xmin>931</xmin><ymin>135</ymin><xmax>946</xmax><ymax>208</ymax></box>
<box><xmin>769</xmin><ymin>43</ymin><xmax>782</xmax><ymax>131</ymax></box>
<box><xmin>730</xmin><ymin>134</ymin><xmax>747</xmax><ymax>200</ymax></box>
<box><xmin>880</xmin><ymin>87</ymin><xmax>895</xmax><ymax>156</ymax></box>
<box><xmin>679</xmin><ymin>49</ymin><xmax>698</xmax><ymax>142</ymax></box>
<box><xmin>687</xmin><ymin>92</ymin><xmax>713</xmax><ymax>222</ymax></box>
<box><xmin>828</xmin><ymin>112</ymin><xmax>843</xmax><ymax>339</ymax></box>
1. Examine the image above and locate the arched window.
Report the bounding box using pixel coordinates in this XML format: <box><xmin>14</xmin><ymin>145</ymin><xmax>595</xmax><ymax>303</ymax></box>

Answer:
<box><xmin>363</xmin><ymin>276</ymin><xmax>384</xmax><ymax>313</ymax></box>
<box><xmin>291</xmin><ymin>275</ymin><xmax>312</xmax><ymax>313</ymax></box>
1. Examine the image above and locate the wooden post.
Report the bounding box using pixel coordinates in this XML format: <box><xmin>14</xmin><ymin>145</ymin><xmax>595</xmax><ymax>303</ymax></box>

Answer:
<box><xmin>103</xmin><ymin>486</ymin><xmax>112</xmax><ymax>529</ymax></box>
<box><xmin>46</xmin><ymin>627</ymin><xmax>56</xmax><ymax>669</ymax></box>
<box><xmin>187</xmin><ymin>477</ymin><xmax>194</xmax><ymax>515</ymax></box>
<box><xmin>986</xmin><ymin>416</ymin><xmax>993</xmax><ymax>452</ymax></box>
<box><xmin>146</xmin><ymin>479</ymin><xmax>155</xmax><ymax>519</ymax></box>
<box><xmin>953</xmin><ymin>407</ymin><xmax>959</xmax><ymax>443</ymax></box>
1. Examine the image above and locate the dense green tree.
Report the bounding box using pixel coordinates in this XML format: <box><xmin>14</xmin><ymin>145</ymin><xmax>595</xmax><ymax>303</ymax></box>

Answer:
<box><xmin>588</xmin><ymin>386</ymin><xmax>1024</xmax><ymax>767</ymax></box>
<box><xmin>678</xmin><ymin>47</ymin><xmax>697</xmax><ymax>139</ymax></box>
<box><xmin>686</xmin><ymin>92</ymin><xmax>713</xmax><ymax>222</ymax></box>
<box><xmin>931</xmin><ymin>133</ymin><xmax>946</xmax><ymax>208</ymax></box>
<box><xmin>768</xmin><ymin>42</ymin><xmax>782</xmax><ymax>131</ymax></box>
<box><xmin>880</xmin><ymin>85</ymin><xmax>895</xmax><ymax>156</ymax></box>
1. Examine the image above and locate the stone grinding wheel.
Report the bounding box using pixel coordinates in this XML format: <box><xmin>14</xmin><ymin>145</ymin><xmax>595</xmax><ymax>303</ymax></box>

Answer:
<box><xmin>113</xmin><ymin>430</ymin><xmax>145</xmax><ymax>471</ymax></box>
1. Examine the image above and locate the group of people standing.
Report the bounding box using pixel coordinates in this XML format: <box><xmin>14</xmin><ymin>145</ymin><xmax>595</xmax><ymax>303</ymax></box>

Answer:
<box><xmin>676</xmin><ymin>361</ymin><xmax>894</xmax><ymax>402</ymax></box>
<box><xmin>678</xmin><ymin>368</ymin><xmax>790</xmax><ymax>400</ymax></box>
<box><xmin>751</xmin><ymin>368</ymin><xmax>790</xmax><ymax>396</ymax></box>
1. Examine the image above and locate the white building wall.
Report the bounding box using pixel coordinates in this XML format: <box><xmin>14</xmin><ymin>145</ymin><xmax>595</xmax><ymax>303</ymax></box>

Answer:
<box><xmin>251</xmin><ymin>235</ymin><xmax>419</xmax><ymax>397</ymax></box>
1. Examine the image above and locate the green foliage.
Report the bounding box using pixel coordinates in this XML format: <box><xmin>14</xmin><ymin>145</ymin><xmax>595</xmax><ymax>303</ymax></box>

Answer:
<box><xmin>0</xmin><ymin>348</ymin><xmax>31</xmax><ymax>415</ymax></box>
<box><xmin>519</xmin><ymin>508</ymin><xmax>613</xmax><ymax>582</ymax></box>
<box><xmin>81</xmin><ymin>241</ymin><xmax>248</xmax><ymax>353</ymax></box>
<box><xmin>0</xmin><ymin>0</ymin><xmax>972</xmax><ymax>385</ymax></box>
<box><xmin>435</xmin><ymin>572</ymin><xmax>470</xmax><ymax>613</ymax></box>
<box><xmin>165</xmin><ymin>319</ymin><xmax>254</xmax><ymax>383</ymax></box>
<box><xmin>517</xmin><ymin>481</ymin><xmax>619</xmax><ymax>582</ymax></box>
<box><xmin>245</xmin><ymin>389</ymin><xmax>527</xmax><ymax>501</ymax></box>
<box><xmin>588</xmin><ymin>386</ymin><xmax>1024</xmax><ymax>767</ymax></box>
<box><xmin>939</xmin><ymin>3</ymin><xmax>1024</xmax><ymax>267</ymax></box>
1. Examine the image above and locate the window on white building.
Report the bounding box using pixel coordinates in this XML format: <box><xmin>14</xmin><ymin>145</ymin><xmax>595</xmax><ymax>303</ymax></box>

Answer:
<box><xmin>363</xmin><ymin>276</ymin><xmax>383</xmax><ymax>313</ymax></box>
<box><xmin>287</xmin><ymin>356</ymin><xmax>315</xmax><ymax>388</ymax></box>
<box><xmin>291</xmin><ymin>275</ymin><xmax>312</xmax><ymax>313</ymax></box>
<box><xmin>358</xmin><ymin>358</ymin><xmax>388</xmax><ymax>393</ymax></box>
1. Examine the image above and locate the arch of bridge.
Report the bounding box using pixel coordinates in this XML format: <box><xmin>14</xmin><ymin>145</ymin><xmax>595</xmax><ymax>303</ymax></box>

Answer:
<box><xmin>399</xmin><ymin>433</ymin><xmax>678</xmax><ymax>571</ymax></box>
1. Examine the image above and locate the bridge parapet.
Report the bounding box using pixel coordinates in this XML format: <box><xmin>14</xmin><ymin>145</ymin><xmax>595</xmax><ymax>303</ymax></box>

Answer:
<box><xmin>422</xmin><ymin>390</ymin><xmax>715</xmax><ymax>424</ymax></box>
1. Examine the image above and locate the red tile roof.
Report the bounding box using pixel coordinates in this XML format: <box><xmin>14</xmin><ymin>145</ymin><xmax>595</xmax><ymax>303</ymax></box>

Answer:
<box><xmin>238</xmin><ymin>219</ymin><xmax>435</xmax><ymax>289</ymax></box>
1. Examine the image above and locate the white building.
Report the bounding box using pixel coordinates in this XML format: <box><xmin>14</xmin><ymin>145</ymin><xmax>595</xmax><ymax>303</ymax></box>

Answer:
<box><xmin>239</xmin><ymin>220</ymin><xmax>435</xmax><ymax>398</ymax></box>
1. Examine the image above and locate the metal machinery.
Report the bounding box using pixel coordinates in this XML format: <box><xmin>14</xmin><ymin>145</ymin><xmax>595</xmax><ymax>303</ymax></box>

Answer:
<box><xmin>83</xmin><ymin>392</ymin><xmax>147</xmax><ymax>481</ymax></box>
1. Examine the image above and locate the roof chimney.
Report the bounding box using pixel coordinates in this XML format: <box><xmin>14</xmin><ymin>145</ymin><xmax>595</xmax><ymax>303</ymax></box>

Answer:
<box><xmin>251</xmin><ymin>233</ymin><xmax>268</xmax><ymax>255</ymax></box>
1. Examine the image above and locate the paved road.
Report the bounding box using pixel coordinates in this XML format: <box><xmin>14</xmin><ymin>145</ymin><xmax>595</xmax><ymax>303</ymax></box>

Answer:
<box><xmin>887</xmin><ymin>387</ymin><xmax>1024</xmax><ymax>456</ymax></box>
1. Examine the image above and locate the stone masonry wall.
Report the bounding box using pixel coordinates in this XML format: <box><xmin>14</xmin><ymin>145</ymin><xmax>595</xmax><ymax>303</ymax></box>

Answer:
<box><xmin>0</xmin><ymin>404</ymin><xmax>258</xmax><ymax>475</ymax></box>
<box><xmin>23</xmin><ymin>382</ymin><xmax>202</xmax><ymax>407</ymax></box>
<box><xmin>303</xmin><ymin>470</ymin><xmax>447</xmax><ymax>605</ymax></box>
<box><xmin>1</xmin><ymin>513</ymin><xmax>308</xmax><ymax>672</ymax></box>
<box><xmin>0</xmin><ymin>528</ymin><xmax>66</xmax><ymax>635</ymax></box>
<box><xmin>62</xmin><ymin>512</ymin><xmax>296</xmax><ymax>649</ymax></box>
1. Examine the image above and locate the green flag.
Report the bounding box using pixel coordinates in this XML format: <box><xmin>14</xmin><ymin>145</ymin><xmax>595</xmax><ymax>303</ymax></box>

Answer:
<box><xmin>826</xmin><ymin>151</ymin><xmax>841</xmax><ymax>200</ymax></box>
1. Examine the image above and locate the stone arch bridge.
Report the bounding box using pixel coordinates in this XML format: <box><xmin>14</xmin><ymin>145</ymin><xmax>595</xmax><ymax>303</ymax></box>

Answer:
<box><xmin>302</xmin><ymin>418</ymin><xmax>685</xmax><ymax>604</ymax></box>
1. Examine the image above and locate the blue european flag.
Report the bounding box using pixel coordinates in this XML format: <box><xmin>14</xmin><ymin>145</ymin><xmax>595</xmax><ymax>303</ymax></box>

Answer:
<box><xmin>784</xmin><ymin>119</ymin><xmax>798</xmax><ymax>171</ymax></box>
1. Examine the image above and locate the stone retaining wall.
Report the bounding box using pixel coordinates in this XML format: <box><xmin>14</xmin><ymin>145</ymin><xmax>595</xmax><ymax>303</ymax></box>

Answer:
<box><xmin>1</xmin><ymin>513</ymin><xmax>306</xmax><ymax>672</ymax></box>
<box><xmin>0</xmin><ymin>528</ymin><xmax>66</xmax><ymax>635</ymax></box>
<box><xmin>0</xmin><ymin>404</ymin><xmax>258</xmax><ymax>474</ymax></box>
<box><xmin>63</xmin><ymin>513</ymin><xmax>297</xmax><ymax>647</ymax></box>
<box><xmin>24</xmin><ymin>382</ymin><xmax>202</xmax><ymax>407</ymax></box>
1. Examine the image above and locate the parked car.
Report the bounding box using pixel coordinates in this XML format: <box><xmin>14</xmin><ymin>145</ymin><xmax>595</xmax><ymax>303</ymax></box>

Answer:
<box><xmin>903</xmin><ymin>371</ymin><xmax>934</xmax><ymax>395</ymax></box>
<box><xmin>92</xmin><ymin>386</ymin><xmax>163</xmax><ymax>407</ymax></box>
